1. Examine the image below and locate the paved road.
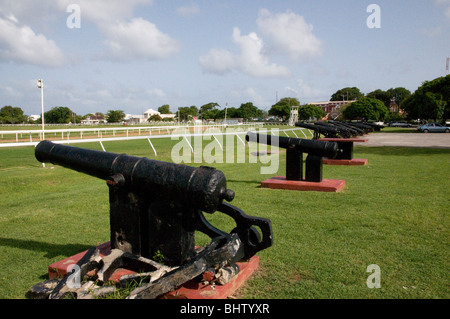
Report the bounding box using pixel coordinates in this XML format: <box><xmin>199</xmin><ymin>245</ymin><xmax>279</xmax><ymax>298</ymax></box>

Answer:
<box><xmin>360</xmin><ymin>133</ymin><xmax>450</xmax><ymax>149</ymax></box>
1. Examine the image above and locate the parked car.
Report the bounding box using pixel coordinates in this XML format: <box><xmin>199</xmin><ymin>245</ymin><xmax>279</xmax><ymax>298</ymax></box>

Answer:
<box><xmin>417</xmin><ymin>123</ymin><xmax>450</xmax><ymax>133</ymax></box>
<box><xmin>389</xmin><ymin>122</ymin><xmax>413</xmax><ymax>127</ymax></box>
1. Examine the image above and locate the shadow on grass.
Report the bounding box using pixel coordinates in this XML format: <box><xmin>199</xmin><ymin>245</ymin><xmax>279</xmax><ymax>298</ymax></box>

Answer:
<box><xmin>0</xmin><ymin>237</ymin><xmax>92</xmax><ymax>259</ymax></box>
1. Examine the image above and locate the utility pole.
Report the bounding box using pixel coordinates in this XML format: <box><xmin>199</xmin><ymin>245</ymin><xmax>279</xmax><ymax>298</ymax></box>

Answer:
<box><xmin>224</xmin><ymin>102</ymin><xmax>228</xmax><ymax>124</ymax></box>
<box><xmin>37</xmin><ymin>79</ymin><xmax>45</xmax><ymax>140</ymax></box>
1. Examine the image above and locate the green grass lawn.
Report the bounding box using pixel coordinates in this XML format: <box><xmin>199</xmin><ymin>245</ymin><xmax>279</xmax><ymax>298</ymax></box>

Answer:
<box><xmin>0</xmin><ymin>131</ymin><xmax>448</xmax><ymax>299</ymax></box>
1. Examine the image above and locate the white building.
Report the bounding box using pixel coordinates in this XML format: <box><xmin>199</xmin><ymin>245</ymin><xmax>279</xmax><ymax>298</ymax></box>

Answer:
<box><xmin>124</xmin><ymin>114</ymin><xmax>146</xmax><ymax>125</ymax></box>
<box><xmin>29</xmin><ymin>115</ymin><xmax>41</xmax><ymax>122</ymax></box>
<box><xmin>124</xmin><ymin>108</ymin><xmax>176</xmax><ymax>124</ymax></box>
<box><xmin>81</xmin><ymin>114</ymin><xmax>107</xmax><ymax>125</ymax></box>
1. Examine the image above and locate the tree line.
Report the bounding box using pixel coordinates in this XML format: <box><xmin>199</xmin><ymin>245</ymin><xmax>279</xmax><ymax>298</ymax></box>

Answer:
<box><xmin>1</xmin><ymin>74</ymin><xmax>448</xmax><ymax>124</ymax></box>
<box><xmin>330</xmin><ymin>75</ymin><xmax>450</xmax><ymax>123</ymax></box>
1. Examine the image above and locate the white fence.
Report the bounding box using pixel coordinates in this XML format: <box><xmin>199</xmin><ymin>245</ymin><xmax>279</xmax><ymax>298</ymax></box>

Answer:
<box><xmin>0</xmin><ymin>124</ymin><xmax>313</xmax><ymax>156</ymax></box>
<box><xmin>0</xmin><ymin>123</ymin><xmax>262</xmax><ymax>147</ymax></box>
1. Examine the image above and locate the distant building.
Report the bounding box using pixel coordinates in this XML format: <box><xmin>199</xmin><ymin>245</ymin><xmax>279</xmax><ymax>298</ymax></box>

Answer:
<box><xmin>389</xmin><ymin>102</ymin><xmax>403</xmax><ymax>113</ymax></box>
<box><xmin>308</xmin><ymin>100</ymin><xmax>356</xmax><ymax>114</ymax></box>
<box><xmin>81</xmin><ymin>113</ymin><xmax>107</xmax><ymax>125</ymax></box>
<box><xmin>124</xmin><ymin>114</ymin><xmax>146</xmax><ymax>125</ymax></box>
<box><xmin>29</xmin><ymin>115</ymin><xmax>41</xmax><ymax>122</ymax></box>
<box><xmin>124</xmin><ymin>108</ymin><xmax>176</xmax><ymax>124</ymax></box>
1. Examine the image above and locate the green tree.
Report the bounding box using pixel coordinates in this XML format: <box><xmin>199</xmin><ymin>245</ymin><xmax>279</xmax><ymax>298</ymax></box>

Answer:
<box><xmin>330</xmin><ymin>87</ymin><xmax>364</xmax><ymax>101</ymax></box>
<box><xmin>402</xmin><ymin>75</ymin><xmax>450</xmax><ymax>121</ymax></box>
<box><xmin>237</xmin><ymin>102</ymin><xmax>263</xmax><ymax>120</ymax></box>
<box><xmin>158</xmin><ymin>104</ymin><xmax>172</xmax><ymax>114</ymax></box>
<box><xmin>148</xmin><ymin>114</ymin><xmax>162</xmax><ymax>121</ymax></box>
<box><xmin>220</xmin><ymin>107</ymin><xmax>239</xmax><ymax>119</ymax></box>
<box><xmin>298</xmin><ymin>104</ymin><xmax>326</xmax><ymax>121</ymax></box>
<box><xmin>106</xmin><ymin>110</ymin><xmax>125</xmax><ymax>123</ymax></box>
<box><xmin>343</xmin><ymin>97</ymin><xmax>388</xmax><ymax>121</ymax></box>
<box><xmin>199</xmin><ymin>102</ymin><xmax>220</xmax><ymax>120</ymax></box>
<box><xmin>44</xmin><ymin>106</ymin><xmax>74</xmax><ymax>124</ymax></box>
<box><xmin>268</xmin><ymin>97</ymin><xmax>300</xmax><ymax>120</ymax></box>
<box><xmin>366</xmin><ymin>89</ymin><xmax>391</xmax><ymax>108</ymax></box>
<box><xmin>387</xmin><ymin>87</ymin><xmax>411</xmax><ymax>107</ymax></box>
<box><xmin>0</xmin><ymin>106</ymin><xmax>25</xmax><ymax>124</ymax></box>
<box><xmin>178</xmin><ymin>106</ymin><xmax>198</xmax><ymax>121</ymax></box>
<box><xmin>402</xmin><ymin>91</ymin><xmax>446</xmax><ymax>121</ymax></box>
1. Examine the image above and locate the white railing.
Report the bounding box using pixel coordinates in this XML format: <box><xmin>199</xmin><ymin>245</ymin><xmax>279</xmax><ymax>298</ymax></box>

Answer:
<box><xmin>0</xmin><ymin>123</ymin><xmax>265</xmax><ymax>146</ymax></box>
<box><xmin>0</xmin><ymin>125</ymin><xmax>312</xmax><ymax>155</ymax></box>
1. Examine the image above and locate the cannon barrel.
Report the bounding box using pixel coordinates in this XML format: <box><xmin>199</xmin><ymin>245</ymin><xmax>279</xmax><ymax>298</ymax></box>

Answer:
<box><xmin>246</xmin><ymin>131</ymin><xmax>340</xmax><ymax>159</ymax></box>
<box><xmin>35</xmin><ymin>140</ymin><xmax>234</xmax><ymax>213</ymax></box>
<box><xmin>295</xmin><ymin>122</ymin><xmax>341</xmax><ymax>138</ymax></box>
<box><xmin>345</xmin><ymin>122</ymin><xmax>373</xmax><ymax>133</ymax></box>
<box><xmin>363</xmin><ymin>122</ymin><xmax>384</xmax><ymax>130</ymax></box>
<box><xmin>295</xmin><ymin>122</ymin><xmax>335</xmax><ymax>132</ymax></box>
<box><xmin>328</xmin><ymin>121</ymin><xmax>363</xmax><ymax>136</ymax></box>
<box><xmin>314</xmin><ymin>121</ymin><xmax>354</xmax><ymax>138</ymax></box>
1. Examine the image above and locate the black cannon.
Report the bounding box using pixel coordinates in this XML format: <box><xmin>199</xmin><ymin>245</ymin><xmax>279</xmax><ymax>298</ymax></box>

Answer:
<box><xmin>295</xmin><ymin>122</ymin><xmax>342</xmax><ymax>139</ymax></box>
<box><xmin>328</xmin><ymin>120</ymin><xmax>364</xmax><ymax>137</ymax></box>
<box><xmin>34</xmin><ymin>140</ymin><xmax>273</xmax><ymax>299</ymax></box>
<box><xmin>344</xmin><ymin>122</ymin><xmax>374</xmax><ymax>134</ymax></box>
<box><xmin>362</xmin><ymin>122</ymin><xmax>384</xmax><ymax>131</ymax></box>
<box><xmin>314</xmin><ymin>122</ymin><xmax>355</xmax><ymax>138</ymax></box>
<box><xmin>246</xmin><ymin>132</ymin><xmax>340</xmax><ymax>182</ymax></box>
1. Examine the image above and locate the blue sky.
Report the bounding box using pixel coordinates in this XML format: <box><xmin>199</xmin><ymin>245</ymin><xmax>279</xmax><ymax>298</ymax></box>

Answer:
<box><xmin>0</xmin><ymin>0</ymin><xmax>449</xmax><ymax>116</ymax></box>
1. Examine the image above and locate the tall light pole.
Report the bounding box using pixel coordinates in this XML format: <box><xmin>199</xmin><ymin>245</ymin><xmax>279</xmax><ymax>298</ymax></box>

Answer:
<box><xmin>224</xmin><ymin>102</ymin><xmax>228</xmax><ymax>124</ymax></box>
<box><xmin>37</xmin><ymin>79</ymin><xmax>45</xmax><ymax>140</ymax></box>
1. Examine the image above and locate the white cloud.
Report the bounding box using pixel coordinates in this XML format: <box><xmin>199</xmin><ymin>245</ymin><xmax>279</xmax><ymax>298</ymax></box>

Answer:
<box><xmin>56</xmin><ymin>1</ymin><xmax>180</xmax><ymax>61</ymax></box>
<box><xmin>101</xmin><ymin>18</ymin><xmax>180</xmax><ymax>61</ymax></box>
<box><xmin>294</xmin><ymin>79</ymin><xmax>326</xmax><ymax>101</ymax></box>
<box><xmin>0</xmin><ymin>0</ymin><xmax>171</xmax><ymax>64</ymax></box>
<box><xmin>232</xmin><ymin>28</ymin><xmax>291</xmax><ymax>78</ymax></box>
<box><xmin>199</xmin><ymin>48</ymin><xmax>236</xmax><ymax>75</ymax></box>
<box><xmin>176</xmin><ymin>3</ymin><xmax>200</xmax><ymax>17</ymax></box>
<box><xmin>0</xmin><ymin>0</ymin><xmax>153</xmax><ymax>24</ymax></box>
<box><xmin>55</xmin><ymin>0</ymin><xmax>153</xmax><ymax>24</ymax></box>
<box><xmin>0</xmin><ymin>16</ymin><xmax>64</xmax><ymax>67</ymax></box>
<box><xmin>199</xmin><ymin>27</ymin><xmax>291</xmax><ymax>78</ymax></box>
<box><xmin>256</xmin><ymin>8</ymin><xmax>323</xmax><ymax>60</ymax></box>
<box><xmin>435</xmin><ymin>0</ymin><xmax>450</xmax><ymax>18</ymax></box>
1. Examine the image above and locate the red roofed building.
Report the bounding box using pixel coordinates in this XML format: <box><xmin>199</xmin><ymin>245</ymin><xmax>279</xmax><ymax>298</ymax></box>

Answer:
<box><xmin>309</xmin><ymin>100</ymin><xmax>356</xmax><ymax>114</ymax></box>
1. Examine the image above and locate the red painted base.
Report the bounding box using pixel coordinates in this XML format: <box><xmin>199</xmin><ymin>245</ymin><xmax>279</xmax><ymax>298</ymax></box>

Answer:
<box><xmin>162</xmin><ymin>256</ymin><xmax>259</xmax><ymax>299</ymax></box>
<box><xmin>48</xmin><ymin>242</ymin><xmax>111</xmax><ymax>279</ymax></box>
<box><xmin>261</xmin><ymin>176</ymin><xmax>345</xmax><ymax>192</ymax></box>
<box><xmin>47</xmin><ymin>242</ymin><xmax>259</xmax><ymax>299</ymax></box>
<box><xmin>323</xmin><ymin>158</ymin><xmax>368</xmax><ymax>166</ymax></box>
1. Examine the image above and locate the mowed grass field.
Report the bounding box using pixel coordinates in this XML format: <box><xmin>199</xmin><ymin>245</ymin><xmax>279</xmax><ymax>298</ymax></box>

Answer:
<box><xmin>0</xmin><ymin>129</ymin><xmax>448</xmax><ymax>299</ymax></box>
